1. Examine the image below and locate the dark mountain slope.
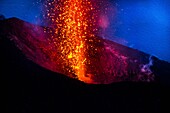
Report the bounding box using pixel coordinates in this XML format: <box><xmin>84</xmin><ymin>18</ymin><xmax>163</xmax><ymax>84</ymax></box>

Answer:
<box><xmin>1</xmin><ymin>33</ymin><xmax>165</xmax><ymax>113</ymax></box>
<box><xmin>1</xmin><ymin>18</ymin><xmax>169</xmax><ymax>112</ymax></box>
<box><xmin>1</xmin><ymin>18</ymin><xmax>170</xmax><ymax>84</ymax></box>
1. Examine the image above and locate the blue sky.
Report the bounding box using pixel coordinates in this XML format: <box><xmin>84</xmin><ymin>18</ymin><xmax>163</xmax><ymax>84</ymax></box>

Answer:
<box><xmin>109</xmin><ymin>0</ymin><xmax>170</xmax><ymax>62</ymax></box>
<box><xmin>0</xmin><ymin>0</ymin><xmax>44</xmax><ymax>24</ymax></box>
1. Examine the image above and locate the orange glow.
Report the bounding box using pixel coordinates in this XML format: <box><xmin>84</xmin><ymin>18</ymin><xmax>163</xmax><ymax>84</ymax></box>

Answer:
<box><xmin>45</xmin><ymin>0</ymin><xmax>98</xmax><ymax>83</ymax></box>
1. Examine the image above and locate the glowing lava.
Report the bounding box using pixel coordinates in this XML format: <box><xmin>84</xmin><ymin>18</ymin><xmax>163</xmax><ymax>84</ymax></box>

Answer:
<box><xmin>44</xmin><ymin>0</ymin><xmax>98</xmax><ymax>82</ymax></box>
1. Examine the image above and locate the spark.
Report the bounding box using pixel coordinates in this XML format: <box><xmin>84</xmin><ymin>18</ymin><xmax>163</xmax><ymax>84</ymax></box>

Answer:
<box><xmin>44</xmin><ymin>0</ymin><xmax>99</xmax><ymax>82</ymax></box>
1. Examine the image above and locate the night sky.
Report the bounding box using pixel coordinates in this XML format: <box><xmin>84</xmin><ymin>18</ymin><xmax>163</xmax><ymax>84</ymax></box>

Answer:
<box><xmin>0</xmin><ymin>0</ymin><xmax>170</xmax><ymax>62</ymax></box>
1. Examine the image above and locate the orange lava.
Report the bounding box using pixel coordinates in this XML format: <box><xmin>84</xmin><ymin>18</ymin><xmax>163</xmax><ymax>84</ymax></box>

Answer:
<box><xmin>45</xmin><ymin>0</ymin><xmax>98</xmax><ymax>83</ymax></box>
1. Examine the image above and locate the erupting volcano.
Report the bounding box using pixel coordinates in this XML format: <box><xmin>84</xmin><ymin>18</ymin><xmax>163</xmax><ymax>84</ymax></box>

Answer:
<box><xmin>2</xmin><ymin>1</ymin><xmax>170</xmax><ymax>112</ymax></box>
<box><xmin>1</xmin><ymin>0</ymin><xmax>165</xmax><ymax>84</ymax></box>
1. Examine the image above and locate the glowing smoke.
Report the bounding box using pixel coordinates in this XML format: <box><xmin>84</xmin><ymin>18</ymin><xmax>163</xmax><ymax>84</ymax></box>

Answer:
<box><xmin>140</xmin><ymin>56</ymin><xmax>154</xmax><ymax>82</ymax></box>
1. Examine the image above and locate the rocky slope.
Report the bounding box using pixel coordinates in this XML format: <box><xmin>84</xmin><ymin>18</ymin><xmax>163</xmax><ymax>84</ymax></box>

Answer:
<box><xmin>1</xmin><ymin>18</ymin><xmax>169</xmax><ymax>113</ymax></box>
<box><xmin>0</xmin><ymin>17</ymin><xmax>170</xmax><ymax>84</ymax></box>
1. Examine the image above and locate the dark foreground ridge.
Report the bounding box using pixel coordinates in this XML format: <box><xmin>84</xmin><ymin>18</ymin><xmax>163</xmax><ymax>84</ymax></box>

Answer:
<box><xmin>1</xmin><ymin>18</ymin><xmax>169</xmax><ymax>112</ymax></box>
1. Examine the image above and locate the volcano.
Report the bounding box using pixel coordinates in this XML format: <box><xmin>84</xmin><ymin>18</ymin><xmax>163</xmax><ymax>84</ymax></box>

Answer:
<box><xmin>1</xmin><ymin>17</ymin><xmax>170</xmax><ymax>84</ymax></box>
<box><xmin>1</xmin><ymin>17</ymin><xmax>170</xmax><ymax>113</ymax></box>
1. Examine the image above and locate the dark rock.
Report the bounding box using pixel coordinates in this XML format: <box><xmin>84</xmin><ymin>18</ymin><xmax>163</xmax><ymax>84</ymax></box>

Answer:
<box><xmin>1</xmin><ymin>17</ymin><xmax>169</xmax><ymax>113</ymax></box>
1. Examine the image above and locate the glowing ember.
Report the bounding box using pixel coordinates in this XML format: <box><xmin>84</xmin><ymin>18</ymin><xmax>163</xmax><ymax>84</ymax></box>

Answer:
<box><xmin>44</xmin><ymin>0</ymin><xmax>99</xmax><ymax>82</ymax></box>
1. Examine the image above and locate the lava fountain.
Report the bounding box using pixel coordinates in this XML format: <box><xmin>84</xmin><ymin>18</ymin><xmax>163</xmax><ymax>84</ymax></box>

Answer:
<box><xmin>44</xmin><ymin>0</ymin><xmax>99</xmax><ymax>83</ymax></box>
